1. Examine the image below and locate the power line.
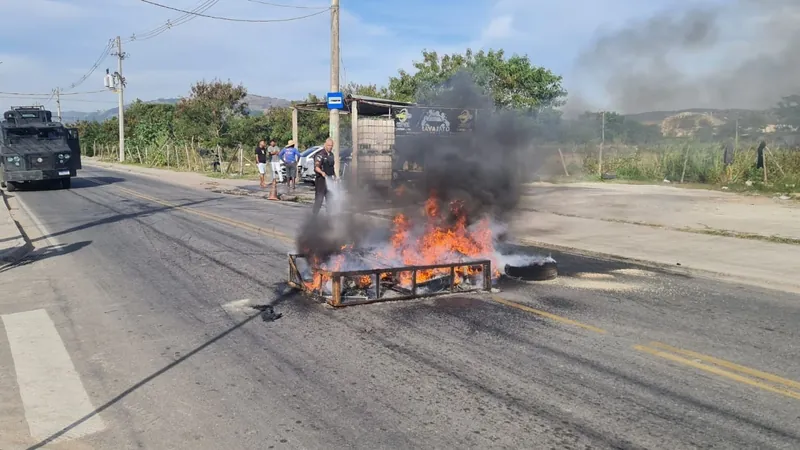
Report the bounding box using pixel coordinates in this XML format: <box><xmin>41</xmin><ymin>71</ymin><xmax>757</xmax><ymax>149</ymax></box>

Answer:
<box><xmin>0</xmin><ymin>90</ymin><xmax>107</xmax><ymax>97</ymax></box>
<box><xmin>60</xmin><ymin>40</ymin><xmax>115</xmax><ymax>92</ymax></box>
<box><xmin>245</xmin><ymin>0</ymin><xmax>328</xmax><ymax>9</ymax></box>
<box><xmin>125</xmin><ymin>0</ymin><xmax>220</xmax><ymax>42</ymax></box>
<box><xmin>137</xmin><ymin>0</ymin><xmax>330</xmax><ymax>22</ymax></box>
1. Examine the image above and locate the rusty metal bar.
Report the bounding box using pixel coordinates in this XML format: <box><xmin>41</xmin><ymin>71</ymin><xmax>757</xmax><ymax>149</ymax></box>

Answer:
<box><xmin>484</xmin><ymin>261</ymin><xmax>492</xmax><ymax>291</ymax></box>
<box><xmin>287</xmin><ymin>254</ymin><xmax>493</xmax><ymax>307</ymax></box>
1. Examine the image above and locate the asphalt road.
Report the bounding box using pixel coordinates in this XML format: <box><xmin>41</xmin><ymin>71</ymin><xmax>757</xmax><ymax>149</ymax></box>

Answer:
<box><xmin>0</xmin><ymin>166</ymin><xmax>798</xmax><ymax>450</ymax></box>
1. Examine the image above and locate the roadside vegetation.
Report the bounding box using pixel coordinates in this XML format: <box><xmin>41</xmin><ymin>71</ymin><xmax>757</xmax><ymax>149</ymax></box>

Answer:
<box><xmin>70</xmin><ymin>47</ymin><xmax>800</xmax><ymax>194</ymax></box>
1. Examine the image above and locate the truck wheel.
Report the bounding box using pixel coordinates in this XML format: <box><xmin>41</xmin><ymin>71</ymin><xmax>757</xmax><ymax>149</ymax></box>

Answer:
<box><xmin>6</xmin><ymin>182</ymin><xmax>16</xmax><ymax>192</ymax></box>
<box><xmin>61</xmin><ymin>178</ymin><xmax>71</xmax><ymax>190</ymax></box>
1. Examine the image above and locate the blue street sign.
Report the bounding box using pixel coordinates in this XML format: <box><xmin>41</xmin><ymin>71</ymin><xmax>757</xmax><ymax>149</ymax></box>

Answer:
<box><xmin>326</xmin><ymin>92</ymin><xmax>344</xmax><ymax>110</ymax></box>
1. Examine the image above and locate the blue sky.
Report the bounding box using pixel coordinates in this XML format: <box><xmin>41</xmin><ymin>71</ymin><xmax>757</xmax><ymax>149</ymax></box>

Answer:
<box><xmin>0</xmin><ymin>0</ymin><xmax>730</xmax><ymax>113</ymax></box>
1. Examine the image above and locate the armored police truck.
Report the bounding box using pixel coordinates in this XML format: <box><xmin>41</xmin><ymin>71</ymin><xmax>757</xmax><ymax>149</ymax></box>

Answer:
<box><xmin>0</xmin><ymin>105</ymin><xmax>81</xmax><ymax>191</ymax></box>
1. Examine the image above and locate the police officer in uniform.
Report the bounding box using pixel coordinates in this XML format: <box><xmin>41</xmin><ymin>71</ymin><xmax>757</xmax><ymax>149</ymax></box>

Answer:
<box><xmin>313</xmin><ymin>138</ymin><xmax>336</xmax><ymax>215</ymax></box>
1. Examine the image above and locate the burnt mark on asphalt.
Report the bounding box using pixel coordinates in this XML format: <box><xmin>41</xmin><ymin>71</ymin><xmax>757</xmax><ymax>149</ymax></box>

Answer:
<box><xmin>499</xmin><ymin>241</ymin><xmax>689</xmax><ymax>280</ymax></box>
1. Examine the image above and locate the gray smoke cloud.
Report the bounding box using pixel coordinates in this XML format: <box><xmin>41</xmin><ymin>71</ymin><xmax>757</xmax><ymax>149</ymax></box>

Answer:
<box><xmin>296</xmin><ymin>70</ymin><xmax>546</xmax><ymax>262</ymax></box>
<box><xmin>569</xmin><ymin>0</ymin><xmax>800</xmax><ymax>113</ymax></box>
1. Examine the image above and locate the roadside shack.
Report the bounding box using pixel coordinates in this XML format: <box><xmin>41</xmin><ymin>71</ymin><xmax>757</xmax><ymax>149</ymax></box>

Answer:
<box><xmin>291</xmin><ymin>95</ymin><xmax>480</xmax><ymax>193</ymax></box>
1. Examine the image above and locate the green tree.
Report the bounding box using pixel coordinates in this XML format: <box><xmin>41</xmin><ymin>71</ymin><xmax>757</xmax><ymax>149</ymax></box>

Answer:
<box><xmin>387</xmin><ymin>49</ymin><xmax>567</xmax><ymax>110</ymax></box>
<box><xmin>342</xmin><ymin>82</ymin><xmax>391</xmax><ymax>99</ymax></box>
<box><xmin>125</xmin><ymin>100</ymin><xmax>175</xmax><ymax>148</ymax></box>
<box><xmin>174</xmin><ymin>79</ymin><xmax>248</xmax><ymax>147</ymax></box>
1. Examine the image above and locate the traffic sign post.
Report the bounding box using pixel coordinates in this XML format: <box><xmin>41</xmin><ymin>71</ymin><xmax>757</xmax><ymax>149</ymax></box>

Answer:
<box><xmin>326</xmin><ymin>92</ymin><xmax>344</xmax><ymax>110</ymax></box>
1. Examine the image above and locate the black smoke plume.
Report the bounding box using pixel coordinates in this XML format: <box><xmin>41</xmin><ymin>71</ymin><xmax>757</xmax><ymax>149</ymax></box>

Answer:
<box><xmin>567</xmin><ymin>0</ymin><xmax>800</xmax><ymax>113</ymax></box>
<box><xmin>296</xmin><ymin>71</ymin><xmax>545</xmax><ymax>262</ymax></box>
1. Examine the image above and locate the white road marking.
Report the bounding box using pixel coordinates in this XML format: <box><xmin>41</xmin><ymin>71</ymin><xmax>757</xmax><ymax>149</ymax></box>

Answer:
<box><xmin>13</xmin><ymin>193</ymin><xmax>59</xmax><ymax>247</ymax></box>
<box><xmin>2</xmin><ymin>309</ymin><xmax>105</xmax><ymax>442</ymax></box>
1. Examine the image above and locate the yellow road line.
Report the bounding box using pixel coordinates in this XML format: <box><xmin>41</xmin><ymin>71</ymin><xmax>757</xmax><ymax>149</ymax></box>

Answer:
<box><xmin>647</xmin><ymin>341</ymin><xmax>800</xmax><ymax>391</ymax></box>
<box><xmin>114</xmin><ymin>186</ymin><xmax>295</xmax><ymax>244</ymax></box>
<box><xmin>634</xmin><ymin>344</ymin><xmax>800</xmax><ymax>401</ymax></box>
<box><xmin>490</xmin><ymin>295</ymin><xmax>607</xmax><ymax>334</ymax></box>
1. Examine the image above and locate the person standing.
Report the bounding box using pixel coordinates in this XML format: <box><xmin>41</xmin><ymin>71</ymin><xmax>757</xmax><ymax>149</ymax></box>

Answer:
<box><xmin>267</xmin><ymin>139</ymin><xmax>282</xmax><ymax>184</ymax></box>
<box><xmin>279</xmin><ymin>140</ymin><xmax>301</xmax><ymax>191</ymax></box>
<box><xmin>312</xmin><ymin>138</ymin><xmax>336</xmax><ymax>215</ymax></box>
<box><xmin>254</xmin><ymin>139</ymin><xmax>268</xmax><ymax>188</ymax></box>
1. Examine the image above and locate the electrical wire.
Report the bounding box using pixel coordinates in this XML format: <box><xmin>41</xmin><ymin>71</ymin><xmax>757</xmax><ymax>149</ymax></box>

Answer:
<box><xmin>137</xmin><ymin>0</ymin><xmax>330</xmax><ymax>22</ymax></box>
<box><xmin>59</xmin><ymin>40</ymin><xmax>115</xmax><ymax>93</ymax></box>
<box><xmin>124</xmin><ymin>0</ymin><xmax>220</xmax><ymax>42</ymax></box>
<box><xmin>0</xmin><ymin>90</ymin><xmax>107</xmax><ymax>97</ymax></box>
<box><xmin>245</xmin><ymin>0</ymin><xmax>328</xmax><ymax>9</ymax></box>
<box><xmin>0</xmin><ymin>96</ymin><xmax>117</xmax><ymax>104</ymax></box>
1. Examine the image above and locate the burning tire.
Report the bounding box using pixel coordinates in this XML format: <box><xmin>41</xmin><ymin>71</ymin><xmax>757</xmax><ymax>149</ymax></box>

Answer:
<box><xmin>504</xmin><ymin>260</ymin><xmax>558</xmax><ymax>281</ymax></box>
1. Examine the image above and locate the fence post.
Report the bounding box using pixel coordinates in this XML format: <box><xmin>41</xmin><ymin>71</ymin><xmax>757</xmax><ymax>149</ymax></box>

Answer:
<box><xmin>291</xmin><ymin>107</ymin><xmax>299</xmax><ymax>149</ymax></box>
<box><xmin>239</xmin><ymin>145</ymin><xmax>243</xmax><ymax>176</ymax></box>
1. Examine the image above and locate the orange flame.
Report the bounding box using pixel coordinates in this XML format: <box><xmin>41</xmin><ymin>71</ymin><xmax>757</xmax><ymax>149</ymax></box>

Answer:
<box><xmin>388</xmin><ymin>195</ymin><xmax>500</xmax><ymax>286</ymax></box>
<box><xmin>302</xmin><ymin>194</ymin><xmax>500</xmax><ymax>294</ymax></box>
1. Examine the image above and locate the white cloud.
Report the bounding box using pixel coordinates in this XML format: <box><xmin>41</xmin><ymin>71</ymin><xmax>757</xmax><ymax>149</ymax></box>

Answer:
<box><xmin>0</xmin><ymin>0</ymin><xmax>742</xmax><ymax>114</ymax></box>
<box><xmin>480</xmin><ymin>15</ymin><xmax>514</xmax><ymax>41</ymax></box>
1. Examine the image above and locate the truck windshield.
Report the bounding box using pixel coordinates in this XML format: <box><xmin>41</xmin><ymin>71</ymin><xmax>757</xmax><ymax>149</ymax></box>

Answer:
<box><xmin>4</xmin><ymin>127</ymin><xmax>65</xmax><ymax>142</ymax></box>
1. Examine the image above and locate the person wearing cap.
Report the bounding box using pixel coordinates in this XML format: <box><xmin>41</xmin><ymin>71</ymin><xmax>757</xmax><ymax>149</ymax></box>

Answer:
<box><xmin>279</xmin><ymin>140</ymin><xmax>301</xmax><ymax>191</ymax></box>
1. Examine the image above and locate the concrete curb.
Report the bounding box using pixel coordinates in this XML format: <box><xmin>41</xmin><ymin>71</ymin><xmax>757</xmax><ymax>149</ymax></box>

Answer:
<box><xmin>514</xmin><ymin>238</ymin><xmax>800</xmax><ymax>295</ymax></box>
<box><xmin>0</xmin><ymin>190</ymin><xmax>33</xmax><ymax>264</ymax></box>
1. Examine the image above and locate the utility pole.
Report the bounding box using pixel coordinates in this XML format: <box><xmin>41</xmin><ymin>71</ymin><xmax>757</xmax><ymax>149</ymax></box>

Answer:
<box><xmin>330</xmin><ymin>0</ymin><xmax>340</xmax><ymax>176</ymax></box>
<box><xmin>112</xmin><ymin>36</ymin><xmax>127</xmax><ymax>162</ymax></box>
<box><xmin>55</xmin><ymin>88</ymin><xmax>62</xmax><ymax>122</ymax></box>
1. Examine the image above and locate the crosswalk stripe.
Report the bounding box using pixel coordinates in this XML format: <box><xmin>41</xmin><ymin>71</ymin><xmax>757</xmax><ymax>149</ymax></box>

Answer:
<box><xmin>2</xmin><ymin>309</ymin><xmax>105</xmax><ymax>442</ymax></box>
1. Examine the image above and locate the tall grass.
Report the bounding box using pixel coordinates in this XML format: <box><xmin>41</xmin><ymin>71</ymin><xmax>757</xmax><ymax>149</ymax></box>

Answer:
<box><xmin>538</xmin><ymin>143</ymin><xmax>800</xmax><ymax>191</ymax></box>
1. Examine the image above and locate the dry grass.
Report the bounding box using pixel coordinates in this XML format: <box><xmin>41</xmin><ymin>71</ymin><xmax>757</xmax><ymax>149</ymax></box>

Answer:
<box><xmin>535</xmin><ymin>143</ymin><xmax>800</xmax><ymax>193</ymax></box>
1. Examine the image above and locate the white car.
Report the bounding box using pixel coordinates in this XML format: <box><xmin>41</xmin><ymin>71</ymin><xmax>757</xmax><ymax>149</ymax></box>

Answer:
<box><xmin>298</xmin><ymin>145</ymin><xmax>323</xmax><ymax>182</ymax></box>
<box><xmin>297</xmin><ymin>145</ymin><xmax>352</xmax><ymax>183</ymax></box>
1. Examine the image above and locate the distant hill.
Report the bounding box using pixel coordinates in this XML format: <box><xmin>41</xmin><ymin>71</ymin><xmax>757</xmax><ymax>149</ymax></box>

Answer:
<box><xmin>61</xmin><ymin>94</ymin><xmax>291</xmax><ymax>123</ymax></box>
<box><xmin>624</xmin><ymin>108</ymin><xmax>775</xmax><ymax>125</ymax></box>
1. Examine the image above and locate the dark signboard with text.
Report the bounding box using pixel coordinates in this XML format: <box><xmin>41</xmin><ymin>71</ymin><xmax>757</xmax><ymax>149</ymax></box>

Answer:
<box><xmin>391</xmin><ymin>106</ymin><xmax>478</xmax><ymax>135</ymax></box>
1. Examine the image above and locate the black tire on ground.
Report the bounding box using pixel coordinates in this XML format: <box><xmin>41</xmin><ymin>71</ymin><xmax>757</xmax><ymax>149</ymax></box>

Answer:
<box><xmin>0</xmin><ymin>181</ymin><xmax>5</xmax><ymax>188</ymax></box>
<box><xmin>6</xmin><ymin>181</ymin><xmax>16</xmax><ymax>192</ymax></box>
<box><xmin>504</xmin><ymin>261</ymin><xmax>558</xmax><ymax>281</ymax></box>
<box><xmin>61</xmin><ymin>177</ymin><xmax>71</xmax><ymax>189</ymax></box>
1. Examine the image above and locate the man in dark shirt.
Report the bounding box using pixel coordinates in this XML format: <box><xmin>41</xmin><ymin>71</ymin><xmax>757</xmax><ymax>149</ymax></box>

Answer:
<box><xmin>254</xmin><ymin>139</ymin><xmax>268</xmax><ymax>188</ymax></box>
<box><xmin>312</xmin><ymin>138</ymin><xmax>336</xmax><ymax>215</ymax></box>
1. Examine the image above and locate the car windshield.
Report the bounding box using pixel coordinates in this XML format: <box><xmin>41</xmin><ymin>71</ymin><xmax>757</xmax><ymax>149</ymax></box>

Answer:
<box><xmin>301</xmin><ymin>146</ymin><xmax>320</xmax><ymax>157</ymax></box>
<box><xmin>4</xmin><ymin>127</ymin><xmax>65</xmax><ymax>141</ymax></box>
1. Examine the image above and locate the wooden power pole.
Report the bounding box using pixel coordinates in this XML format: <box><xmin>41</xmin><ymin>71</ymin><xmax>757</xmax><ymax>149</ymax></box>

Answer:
<box><xmin>330</xmin><ymin>0</ymin><xmax>340</xmax><ymax>176</ymax></box>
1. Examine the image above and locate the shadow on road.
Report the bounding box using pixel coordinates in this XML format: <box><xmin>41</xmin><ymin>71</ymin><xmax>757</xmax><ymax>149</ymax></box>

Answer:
<box><xmin>8</xmin><ymin>176</ymin><xmax>125</xmax><ymax>192</ymax></box>
<box><xmin>29</xmin><ymin>195</ymin><xmax>216</xmax><ymax>244</ymax></box>
<box><xmin>0</xmin><ymin>241</ymin><xmax>91</xmax><ymax>274</ymax></box>
<box><xmin>26</xmin><ymin>285</ymin><xmax>298</xmax><ymax>450</ymax></box>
